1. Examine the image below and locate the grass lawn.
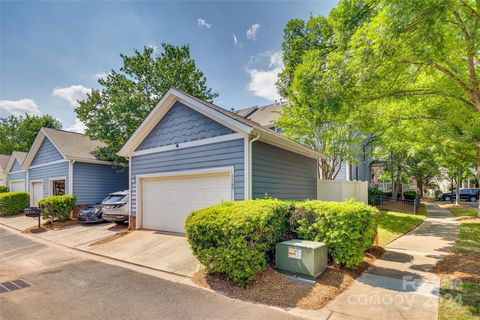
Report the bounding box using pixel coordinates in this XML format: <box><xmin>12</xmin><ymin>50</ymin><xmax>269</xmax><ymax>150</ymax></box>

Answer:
<box><xmin>377</xmin><ymin>206</ymin><xmax>426</xmax><ymax>246</ymax></box>
<box><xmin>438</xmin><ymin>221</ymin><xmax>480</xmax><ymax>320</ymax></box>
<box><xmin>444</xmin><ymin>205</ymin><xmax>479</xmax><ymax>217</ymax></box>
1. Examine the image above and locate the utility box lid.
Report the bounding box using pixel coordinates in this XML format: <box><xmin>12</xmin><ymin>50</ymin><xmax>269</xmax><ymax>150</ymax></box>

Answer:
<box><xmin>275</xmin><ymin>239</ymin><xmax>328</xmax><ymax>280</ymax></box>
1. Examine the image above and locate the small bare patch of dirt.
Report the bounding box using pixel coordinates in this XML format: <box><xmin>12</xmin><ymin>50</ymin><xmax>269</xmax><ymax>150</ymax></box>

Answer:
<box><xmin>440</xmin><ymin>204</ymin><xmax>471</xmax><ymax>209</ymax></box>
<box><xmin>193</xmin><ymin>246</ymin><xmax>385</xmax><ymax>310</ymax></box>
<box><xmin>436</xmin><ymin>253</ymin><xmax>480</xmax><ymax>283</ymax></box>
<box><xmin>88</xmin><ymin>231</ymin><xmax>129</xmax><ymax>247</ymax></box>
<box><xmin>42</xmin><ymin>219</ymin><xmax>78</xmax><ymax>230</ymax></box>
<box><xmin>455</xmin><ymin>216</ymin><xmax>480</xmax><ymax>222</ymax></box>
<box><xmin>376</xmin><ymin>202</ymin><xmax>413</xmax><ymax>214</ymax></box>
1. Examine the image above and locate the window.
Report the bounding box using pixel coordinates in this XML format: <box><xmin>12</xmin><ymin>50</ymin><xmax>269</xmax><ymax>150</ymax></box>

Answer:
<box><xmin>52</xmin><ymin>180</ymin><xmax>65</xmax><ymax>196</ymax></box>
<box><xmin>102</xmin><ymin>195</ymin><xmax>127</xmax><ymax>204</ymax></box>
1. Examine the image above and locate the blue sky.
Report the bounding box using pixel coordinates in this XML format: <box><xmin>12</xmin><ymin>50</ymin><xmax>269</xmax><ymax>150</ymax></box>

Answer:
<box><xmin>0</xmin><ymin>1</ymin><xmax>337</xmax><ymax>132</ymax></box>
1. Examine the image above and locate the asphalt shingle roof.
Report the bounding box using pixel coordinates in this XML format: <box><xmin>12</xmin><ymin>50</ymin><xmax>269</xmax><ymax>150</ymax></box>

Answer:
<box><xmin>42</xmin><ymin>128</ymin><xmax>107</xmax><ymax>162</ymax></box>
<box><xmin>0</xmin><ymin>154</ymin><xmax>9</xmax><ymax>170</ymax></box>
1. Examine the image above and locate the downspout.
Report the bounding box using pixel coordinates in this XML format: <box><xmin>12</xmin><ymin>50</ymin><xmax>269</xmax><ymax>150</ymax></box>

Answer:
<box><xmin>248</xmin><ymin>133</ymin><xmax>261</xmax><ymax>200</ymax></box>
<box><xmin>68</xmin><ymin>160</ymin><xmax>75</xmax><ymax>195</ymax></box>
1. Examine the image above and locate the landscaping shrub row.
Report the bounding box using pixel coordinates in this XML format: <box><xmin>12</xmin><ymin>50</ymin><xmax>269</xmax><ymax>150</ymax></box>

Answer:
<box><xmin>185</xmin><ymin>199</ymin><xmax>380</xmax><ymax>286</ymax></box>
<box><xmin>0</xmin><ymin>192</ymin><xmax>29</xmax><ymax>216</ymax></box>
<box><xmin>0</xmin><ymin>185</ymin><xmax>8</xmax><ymax>193</ymax></box>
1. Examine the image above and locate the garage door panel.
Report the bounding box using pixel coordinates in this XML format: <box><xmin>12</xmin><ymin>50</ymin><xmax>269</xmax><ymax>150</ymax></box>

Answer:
<box><xmin>141</xmin><ymin>172</ymin><xmax>232</xmax><ymax>233</ymax></box>
<box><xmin>10</xmin><ymin>181</ymin><xmax>25</xmax><ymax>192</ymax></box>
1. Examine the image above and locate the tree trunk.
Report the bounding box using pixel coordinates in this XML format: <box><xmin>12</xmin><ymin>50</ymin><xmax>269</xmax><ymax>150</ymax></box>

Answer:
<box><xmin>455</xmin><ymin>174</ymin><xmax>461</xmax><ymax>206</ymax></box>
<box><xmin>477</xmin><ymin>142</ymin><xmax>480</xmax><ymax>217</ymax></box>
<box><xmin>416</xmin><ymin>179</ymin><xmax>424</xmax><ymax>198</ymax></box>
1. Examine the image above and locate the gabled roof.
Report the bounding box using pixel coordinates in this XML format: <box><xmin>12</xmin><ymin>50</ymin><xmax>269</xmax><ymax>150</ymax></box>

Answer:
<box><xmin>118</xmin><ymin>88</ymin><xmax>318</xmax><ymax>159</ymax></box>
<box><xmin>0</xmin><ymin>154</ymin><xmax>9</xmax><ymax>171</ymax></box>
<box><xmin>4</xmin><ymin>151</ymin><xmax>28</xmax><ymax>174</ymax></box>
<box><xmin>23</xmin><ymin>128</ymin><xmax>111</xmax><ymax>169</ymax></box>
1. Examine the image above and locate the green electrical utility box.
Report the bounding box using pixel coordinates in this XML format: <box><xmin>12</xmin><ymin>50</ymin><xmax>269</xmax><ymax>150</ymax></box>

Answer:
<box><xmin>275</xmin><ymin>239</ymin><xmax>328</xmax><ymax>280</ymax></box>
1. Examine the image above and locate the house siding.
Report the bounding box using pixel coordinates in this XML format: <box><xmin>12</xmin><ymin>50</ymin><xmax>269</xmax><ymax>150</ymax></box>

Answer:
<box><xmin>131</xmin><ymin>139</ymin><xmax>245</xmax><ymax>215</ymax></box>
<box><xmin>73</xmin><ymin>162</ymin><xmax>128</xmax><ymax>204</ymax></box>
<box><xmin>9</xmin><ymin>170</ymin><xmax>26</xmax><ymax>181</ymax></box>
<box><xmin>31</xmin><ymin>138</ymin><xmax>63</xmax><ymax>166</ymax></box>
<box><xmin>11</xmin><ymin>160</ymin><xmax>23</xmax><ymax>172</ymax></box>
<box><xmin>252</xmin><ymin>141</ymin><xmax>317</xmax><ymax>200</ymax></box>
<box><xmin>136</xmin><ymin>101</ymin><xmax>234</xmax><ymax>151</ymax></box>
<box><xmin>28</xmin><ymin>162</ymin><xmax>69</xmax><ymax>198</ymax></box>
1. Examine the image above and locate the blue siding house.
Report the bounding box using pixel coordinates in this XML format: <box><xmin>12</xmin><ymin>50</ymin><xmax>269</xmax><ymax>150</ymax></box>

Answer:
<box><xmin>22</xmin><ymin>128</ymin><xmax>128</xmax><ymax>208</ymax></box>
<box><xmin>119</xmin><ymin>89</ymin><xmax>319</xmax><ymax>233</ymax></box>
<box><xmin>4</xmin><ymin>151</ymin><xmax>28</xmax><ymax>192</ymax></box>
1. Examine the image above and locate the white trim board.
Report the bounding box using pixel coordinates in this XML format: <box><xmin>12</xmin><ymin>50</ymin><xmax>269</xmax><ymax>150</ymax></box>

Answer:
<box><xmin>131</xmin><ymin>133</ymin><xmax>244</xmax><ymax>157</ymax></box>
<box><xmin>134</xmin><ymin>166</ymin><xmax>234</xmax><ymax>230</ymax></box>
<box><xmin>29</xmin><ymin>159</ymin><xmax>68</xmax><ymax>169</ymax></box>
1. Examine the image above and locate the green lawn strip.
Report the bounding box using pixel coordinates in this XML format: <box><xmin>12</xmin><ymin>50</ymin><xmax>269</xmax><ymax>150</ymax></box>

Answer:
<box><xmin>453</xmin><ymin>222</ymin><xmax>480</xmax><ymax>255</ymax></box>
<box><xmin>377</xmin><ymin>211</ymin><xmax>426</xmax><ymax>246</ymax></box>
<box><xmin>439</xmin><ymin>222</ymin><xmax>480</xmax><ymax>320</ymax></box>
<box><xmin>448</xmin><ymin>207</ymin><xmax>479</xmax><ymax>217</ymax></box>
<box><xmin>439</xmin><ymin>280</ymin><xmax>480</xmax><ymax>320</ymax></box>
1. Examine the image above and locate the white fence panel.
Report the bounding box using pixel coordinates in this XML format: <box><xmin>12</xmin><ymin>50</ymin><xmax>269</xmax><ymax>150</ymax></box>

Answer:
<box><xmin>317</xmin><ymin>180</ymin><xmax>368</xmax><ymax>204</ymax></box>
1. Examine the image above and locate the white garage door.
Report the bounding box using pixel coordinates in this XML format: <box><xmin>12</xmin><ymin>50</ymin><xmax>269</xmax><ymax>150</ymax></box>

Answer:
<box><xmin>141</xmin><ymin>171</ymin><xmax>232</xmax><ymax>233</ymax></box>
<box><xmin>10</xmin><ymin>180</ymin><xmax>25</xmax><ymax>192</ymax></box>
<box><xmin>31</xmin><ymin>181</ymin><xmax>44</xmax><ymax>207</ymax></box>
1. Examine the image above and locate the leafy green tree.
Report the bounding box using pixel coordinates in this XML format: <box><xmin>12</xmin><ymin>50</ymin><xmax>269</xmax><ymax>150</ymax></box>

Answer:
<box><xmin>76</xmin><ymin>43</ymin><xmax>218</xmax><ymax>164</ymax></box>
<box><xmin>0</xmin><ymin>114</ymin><xmax>62</xmax><ymax>154</ymax></box>
<box><xmin>276</xmin><ymin>1</ymin><xmax>375</xmax><ymax>179</ymax></box>
<box><xmin>350</xmin><ymin>0</ymin><xmax>480</xmax><ymax>213</ymax></box>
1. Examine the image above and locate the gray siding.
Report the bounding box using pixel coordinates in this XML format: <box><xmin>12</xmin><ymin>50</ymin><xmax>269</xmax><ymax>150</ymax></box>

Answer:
<box><xmin>9</xmin><ymin>170</ymin><xmax>26</xmax><ymax>181</ymax></box>
<box><xmin>73</xmin><ymin>162</ymin><xmax>128</xmax><ymax>204</ymax></box>
<box><xmin>252</xmin><ymin>141</ymin><xmax>317</xmax><ymax>200</ymax></box>
<box><xmin>137</xmin><ymin>101</ymin><xmax>234</xmax><ymax>151</ymax></box>
<box><xmin>131</xmin><ymin>139</ymin><xmax>245</xmax><ymax>215</ymax></box>
<box><xmin>28</xmin><ymin>161</ymin><xmax>69</xmax><ymax>198</ymax></box>
<box><xmin>11</xmin><ymin>159</ymin><xmax>22</xmax><ymax>172</ymax></box>
<box><xmin>31</xmin><ymin>138</ymin><xmax>63</xmax><ymax>166</ymax></box>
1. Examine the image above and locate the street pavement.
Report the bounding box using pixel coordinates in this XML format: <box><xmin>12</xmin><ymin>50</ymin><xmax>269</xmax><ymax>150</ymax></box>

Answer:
<box><xmin>0</xmin><ymin>226</ymin><xmax>302</xmax><ymax>320</ymax></box>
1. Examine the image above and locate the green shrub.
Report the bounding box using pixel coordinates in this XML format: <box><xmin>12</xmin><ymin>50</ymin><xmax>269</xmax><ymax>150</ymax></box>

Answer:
<box><xmin>0</xmin><ymin>185</ymin><xmax>8</xmax><ymax>193</ymax></box>
<box><xmin>0</xmin><ymin>192</ymin><xmax>29</xmax><ymax>216</ymax></box>
<box><xmin>185</xmin><ymin>199</ymin><xmax>294</xmax><ymax>286</ymax></box>
<box><xmin>403</xmin><ymin>190</ymin><xmax>417</xmax><ymax>200</ymax></box>
<box><xmin>291</xmin><ymin>200</ymin><xmax>380</xmax><ymax>269</ymax></box>
<box><xmin>39</xmin><ymin>195</ymin><xmax>76</xmax><ymax>222</ymax></box>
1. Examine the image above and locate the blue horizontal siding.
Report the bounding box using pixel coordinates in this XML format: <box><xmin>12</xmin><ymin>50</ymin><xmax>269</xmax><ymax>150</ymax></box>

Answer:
<box><xmin>31</xmin><ymin>138</ymin><xmax>63</xmax><ymax>166</ymax></box>
<box><xmin>252</xmin><ymin>141</ymin><xmax>317</xmax><ymax>200</ymax></box>
<box><xmin>28</xmin><ymin>161</ymin><xmax>69</xmax><ymax>198</ymax></box>
<box><xmin>9</xmin><ymin>171</ymin><xmax>26</xmax><ymax>181</ymax></box>
<box><xmin>137</xmin><ymin>101</ymin><xmax>234</xmax><ymax>151</ymax></box>
<box><xmin>11</xmin><ymin>160</ymin><xmax>22</xmax><ymax>172</ymax></box>
<box><xmin>73</xmin><ymin>162</ymin><xmax>128</xmax><ymax>204</ymax></box>
<box><xmin>131</xmin><ymin>138</ymin><xmax>245</xmax><ymax>216</ymax></box>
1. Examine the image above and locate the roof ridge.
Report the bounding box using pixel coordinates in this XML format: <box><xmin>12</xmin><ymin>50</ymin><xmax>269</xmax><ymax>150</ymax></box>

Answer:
<box><xmin>42</xmin><ymin>127</ymin><xmax>86</xmax><ymax>136</ymax></box>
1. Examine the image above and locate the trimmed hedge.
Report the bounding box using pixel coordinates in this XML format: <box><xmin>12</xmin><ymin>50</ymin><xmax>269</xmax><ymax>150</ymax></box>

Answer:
<box><xmin>39</xmin><ymin>195</ymin><xmax>77</xmax><ymax>222</ymax></box>
<box><xmin>185</xmin><ymin>199</ymin><xmax>294</xmax><ymax>286</ymax></box>
<box><xmin>290</xmin><ymin>200</ymin><xmax>380</xmax><ymax>268</ymax></box>
<box><xmin>0</xmin><ymin>192</ymin><xmax>29</xmax><ymax>216</ymax></box>
<box><xmin>403</xmin><ymin>191</ymin><xmax>417</xmax><ymax>200</ymax></box>
<box><xmin>0</xmin><ymin>185</ymin><xmax>8</xmax><ymax>193</ymax></box>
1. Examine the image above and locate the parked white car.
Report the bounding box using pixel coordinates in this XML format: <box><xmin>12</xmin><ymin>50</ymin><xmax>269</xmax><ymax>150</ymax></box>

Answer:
<box><xmin>102</xmin><ymin>190</ymin><xmax>129</xmax><ymax>225</ymax></box>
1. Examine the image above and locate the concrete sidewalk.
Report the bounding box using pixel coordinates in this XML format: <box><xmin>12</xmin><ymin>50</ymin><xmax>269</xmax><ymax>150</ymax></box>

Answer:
<box><xmin>322</xmin><ymin>203</ymin><xmax>460</xmax><ymax>320</ymax></box>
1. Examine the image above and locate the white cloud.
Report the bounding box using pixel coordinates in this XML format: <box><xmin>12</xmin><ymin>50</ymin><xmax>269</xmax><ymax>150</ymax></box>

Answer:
<box><xmin>67</xmin><ymin>118</ymin><xmax>86</xmax><ymax>134</ymax></box>
<box><xmin>52</xmin><ymin>85</ymin><xmax>91</xmax><ymax>107</ymax></box>
<box><xmin>246</xmin><ymin>23</ymin><xmax>260</xmax><ymax>40</ymax></box>
<box><xmin>197</xmin><ymin>18</ymin><xmax>212</xmax><ymax>29</ymax></box>
<box><xmin>246</xmin><ymin>51</ymin><xmax>283</xmax><ymax>101</ymax></box>
<box><xmin>0</xmin><ymin>99</ymin><xmax>40</xmax><ymax>116</ymax></box>
<box><xmin>233</xmin><ymin>34</ymin><xmax>238</xmax><ymax>46</ymax></box>
<box><xmin>94</xmin><ymin>72</ymin><xmax>108</xmax><ymax>80</ymax></box>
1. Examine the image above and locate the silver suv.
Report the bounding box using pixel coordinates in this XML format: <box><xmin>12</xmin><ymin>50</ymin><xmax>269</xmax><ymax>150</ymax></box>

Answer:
<box><xmin>102</xmin><ymin>190</ymin><xmax>129</xmax><ymax>225</ymax></box>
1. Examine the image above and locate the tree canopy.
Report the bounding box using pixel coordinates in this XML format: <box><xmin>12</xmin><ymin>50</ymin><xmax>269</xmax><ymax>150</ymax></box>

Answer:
<box><xmin>0</xmin><ymin>114</ymin><xmax>62</xmax><ymax>154</ymax></box>
<box><xmin>76</xmin><ymin>43</ymin><xmax>218</xmax><ymax>164</ymax></box>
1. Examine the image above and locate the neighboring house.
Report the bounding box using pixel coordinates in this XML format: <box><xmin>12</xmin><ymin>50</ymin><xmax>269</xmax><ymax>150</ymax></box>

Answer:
<box><xmin>4</xmin><ymin>152</ymin><xmax>28</xmax><ymax>192</ymax></box>
<box><xmin>0</xmin><ymin>154</ymin><xmax>9</xmax><ymax>186</ymax></box>
<box><xmin>238</xmin><ymin>101</ymin><xmax>373</xmax><ymax>182</ymax></box>
<box><xmin>22</xmin><ymin>128</ymin><xmax>128</xmax><ymax>208</ymax></box>
<box><xmin>118</xmin><ymin>89</ymin><xmax>319</xmax><ymax>233</ymax></box>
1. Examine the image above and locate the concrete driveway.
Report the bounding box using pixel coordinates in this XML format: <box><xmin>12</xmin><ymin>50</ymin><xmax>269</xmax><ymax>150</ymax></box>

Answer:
<box><xmin>84</xmin><ymin>230</ymin><xmax>200</xmax><ymax>277</ymax></box>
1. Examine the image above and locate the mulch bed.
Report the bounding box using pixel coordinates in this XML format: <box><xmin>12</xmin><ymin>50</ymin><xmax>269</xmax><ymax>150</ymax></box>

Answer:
<box><xmin>193</xmin><ymin>246</ymin><xmax>385</xmax><ymax>310</ymax></box>
<box><xmin>42</xmin><ymin>219</ymin><xmax>78</xmax><ymax>230</ymax></box>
